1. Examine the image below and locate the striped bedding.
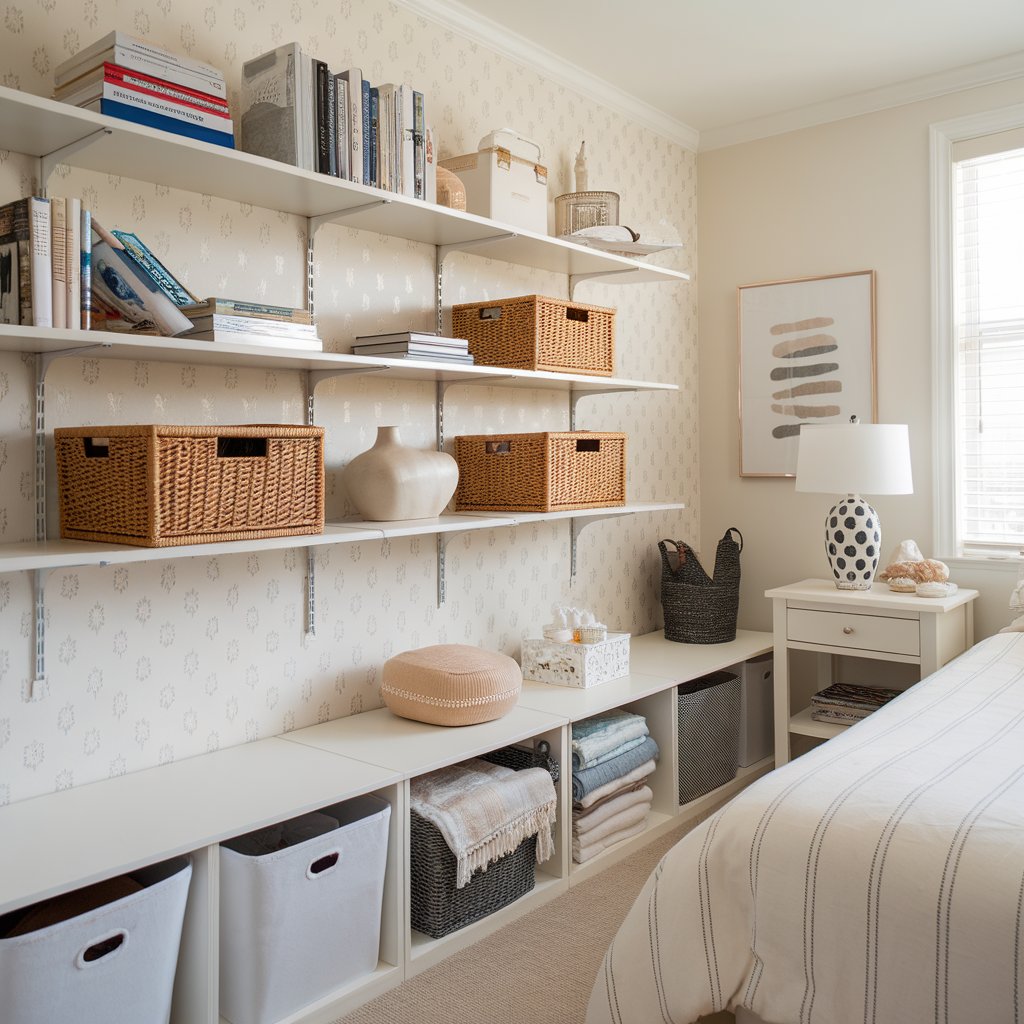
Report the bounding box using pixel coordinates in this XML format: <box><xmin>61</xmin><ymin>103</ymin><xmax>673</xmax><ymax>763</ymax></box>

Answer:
<box><xmin>586</xmin><ymin>632</ymin><xmax>1024</xmax><ymax>1024</ymax></box>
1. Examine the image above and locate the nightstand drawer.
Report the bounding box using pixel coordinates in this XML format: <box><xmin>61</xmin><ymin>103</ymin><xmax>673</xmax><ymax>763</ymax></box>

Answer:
<box><xmin>787</xmin><ymin>608</ymin><xmax>920</xmax><ymax>657</ymax></box>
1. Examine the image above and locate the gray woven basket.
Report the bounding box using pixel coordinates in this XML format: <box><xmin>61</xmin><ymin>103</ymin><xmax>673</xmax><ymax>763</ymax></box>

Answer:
<box><xmin>409</xmin><ymin>743</ymin><xmax>558</xmax><ymax>939</ymax></box>
<box><xmin>658</xmin><ymin>528</ymin><xmax>743</xmax><ymax>644</ymax></box>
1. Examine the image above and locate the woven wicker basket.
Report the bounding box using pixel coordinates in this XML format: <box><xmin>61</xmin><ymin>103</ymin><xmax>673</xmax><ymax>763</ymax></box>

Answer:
<box><xmin>454</xmin><ymin>431</ymin><xmax>626</xmax><ymax>512</ymax></box>
<box><xmin>658</xmin><ymin>529</ymin><xmax>743</xmax><ymax>644</ymax></box>
<box><xmin>409</xmin><ymin>743</ymin><xmax>558</xmax><ymax>939</ymax></box>
<box><xmin>450</xmin><ymin>294</ymin><xmax>615</xmax><ymax>376</ymax></box>
<box><xmin>54</xmin><ymin>424</ymin><xmax>325</xmax><ymax>547</ymax></box>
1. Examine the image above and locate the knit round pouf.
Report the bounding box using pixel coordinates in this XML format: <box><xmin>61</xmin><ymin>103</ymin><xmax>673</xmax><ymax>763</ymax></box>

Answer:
<box><xmin>381</xmin><ymin>644</ymin><xmax>522</xmax><ymax>726</ymax></box>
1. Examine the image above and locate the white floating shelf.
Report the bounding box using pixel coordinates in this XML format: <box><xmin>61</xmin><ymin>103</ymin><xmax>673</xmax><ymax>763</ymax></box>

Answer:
<box><xmin>0</xmin><ymin>86</ymin><xmax>688</xmax><ymax>285</ymax></box>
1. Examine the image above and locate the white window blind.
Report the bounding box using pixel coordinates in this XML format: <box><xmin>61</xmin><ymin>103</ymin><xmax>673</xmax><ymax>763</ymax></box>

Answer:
<box><xmin>952</xmin><ymin>137</ymin><xmax>1024</xmax><ymax>554</ymax></box>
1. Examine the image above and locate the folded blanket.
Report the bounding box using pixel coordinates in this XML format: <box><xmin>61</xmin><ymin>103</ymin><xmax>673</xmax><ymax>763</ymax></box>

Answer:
<box><xmin>410</xmin><ymin>758</ymin><xmax>557</xmax><ymax>889</ymax></box>
<box><xmin>572</xmin><ymin>735</ymin><xmax>660</xmax><ymax>801</ymax></box>
<box><xmin>571</xmin><ymin>710</ymin><xmax>649</xmax><ymax>771</ymax></box>
<box><xmin>574</xmin><ymin>758</ymin><xmax>656</xmax><ymax>811</ymax></box>
<box><xmin>573</xmin><ymin>790</ymin><xmax>652</xmax><ymax>844</ymax></box>
<box><xmin>573</xmin><ymin>784</ymin><xmax>653</xmax><ymax>837</ymax></box>
<box><xmin>572</xmin><ymin>818</ymin><xmax>649</xmax><ymax>864</ymax></box>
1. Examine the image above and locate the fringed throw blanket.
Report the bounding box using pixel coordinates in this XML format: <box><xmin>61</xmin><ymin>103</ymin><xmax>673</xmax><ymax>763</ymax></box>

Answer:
<box><xmin>410</xmin><ymin>758</ymin><xmax>557</xmax><ymax>889</ymax></box>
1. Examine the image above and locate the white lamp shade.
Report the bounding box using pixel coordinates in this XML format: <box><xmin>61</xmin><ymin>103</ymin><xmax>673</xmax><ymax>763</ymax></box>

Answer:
<box><xmin>795</xmin><ymin>423</ymin><xmax>913</xmax><ymax>496</ymax></box>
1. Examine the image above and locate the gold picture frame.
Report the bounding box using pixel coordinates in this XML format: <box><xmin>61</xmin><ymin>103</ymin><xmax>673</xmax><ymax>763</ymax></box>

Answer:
<box><xmin>738</xmin><ymin>270</ymin><xmax>877</xmax><ymax>477</ymax></box>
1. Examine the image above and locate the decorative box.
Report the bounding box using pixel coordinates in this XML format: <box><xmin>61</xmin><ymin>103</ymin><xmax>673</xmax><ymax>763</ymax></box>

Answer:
<box><xmin>438</xmin><ymin>129</ymin><xmax>548</xmax><ymax>234</ymax></box>
<box><xmin>54</xmin><ymin>423</ymin><xmax>325</xmax><ymax>547</ymax></box>
<box><xmin>453</xmin><ymin>431</ymin><xmax>626</xmax><ymax>513</ymax></box>
<box><xmin>521</xmin><ymin>632</ymin><xmax>630</xmax><ymax>688</ymax></box>
<box><xmin>450</xmin><ymin>293</ymin><xmax>615</xmax><ymax>376</ymax></box>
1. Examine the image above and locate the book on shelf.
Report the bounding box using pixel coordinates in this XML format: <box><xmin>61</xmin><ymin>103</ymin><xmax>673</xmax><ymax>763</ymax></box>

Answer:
<box><xmin>50</xmin><ymin>196</ymin><xmax>68</xmax><ymax>329</ymax></box>
<box><xmin>334</xmin><ymin>77</ymin><xmax>350</xmax><ymax>181</ymax></box>
<box><xmin>182</xmin><ymin>298</ymin><xmax>312</xmax><ymax>324</ymax></box>
<box><xmin>361</xmin><ymin>79</ymin><xmax>372</xmax><ymax>186</ymax></box>
<box><xmin>89</xmin><ymin>218</ymin><xmax>192</xmax><ymax>336</ymax></box>
<box><xmin>80</xmin><ymin>206</ymin><xmax>92</xmax><ymax>330</ymax></box>
<box><xmin>66</xmin><ymin>198</ymin><xmax>82</xmax><ymax>334</ymax></box>
<box><xmin>398</xmin><ymin>84</ymin><xmax>415</xmax><ymax>198</ymax></box>
<box><xmin>183</xmin><ymin>313</ymin><xmax>317</xmax><ymax>337</ymax></box>
<box><xmin>0</xmin><ymin>196</ymin><xmax>52</xmax><ymax>328</ymax></box>
<box><xmin>71</xmin><ymin>74</ymin><xmax>234</xmax><ymax>133</ymax></box>
<box><xmin>55</xmin><ymin>63</ymin><xmax>230</xmax><ymax>115</ymax></box>
<box><xmin>809</xmin><ymin>682</ymin><xmax>902</xmax><ymax>725</ymax></box>
<box><xmin>412</xmin><ymin>91</ymin><xmax>426</xmax><ymax>201</ymax></box>
<box><xmin>240</xmin><ymin>43</ymin><xmax>313</xmax><ymax>170</ymax></box>
<box><xmin>425</xmin><ymin>125</ymin><xmax>437</xmax><ymax>204</ymax></box>
<box><xmin>368</xmin><ymin>85</ymin><xmax>379</xmax><ymax>187</ymax></box>
<box><xmin>353</xmin><ymin>330</ymin><xmax>468</xmax><ymax>349</ymax></box>
<box><xmin>376</xmin><ymin>83</ymin><xmax>394</xmax><ymax>192</ymax></box>
<box><xmin>365</xmin><ymin>350</ymin><xmax>474</xmax><ymax>364</ymax></box>
<box><xmin>111</xmin><ymin>230</ymin><xmax>197</xmax><ymax>307</ymax></box>
<box><xmin>335</xmin><ymin>67</ymin><xmax>364</xmax><ymax>184</ymax></box>
<box><xmin>82</xmin><ymin>96</ymin><xmax>235</xmax><ymax>149</ymax></box>
<box><xmin>313</xmin><ymin>58</ymin><xmax>336</xmax><ymax>177</ymax></box>
<box><xmin>54</xmin><ymin>30</ymin><xmax>228</xmax><ymax>100</ymax></box>
<box><xmin>183</xmin><ymin>329</ymin><xmax>323</xmax><ymax>351</ymax></box>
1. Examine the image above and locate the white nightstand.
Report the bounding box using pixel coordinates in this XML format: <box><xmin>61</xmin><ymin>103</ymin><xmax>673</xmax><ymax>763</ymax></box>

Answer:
<box><xmin>766</xmin><ymin>579</ymin><xmax>979</xmax><ymax>765</ymax></box>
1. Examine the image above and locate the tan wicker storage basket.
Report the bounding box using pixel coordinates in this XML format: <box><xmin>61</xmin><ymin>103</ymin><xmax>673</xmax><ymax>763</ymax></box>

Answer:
<box><xmin>450</xmin><ymin>294</ymin><xmax>615</xmax><ymax>376</ymax></box>
<box><xmin>453</xmin><ymin>431</ymin><xmax>626</xmax><ymax>512</ymax></box>
<box><xmin>55</xmin><ymin>424</ymin><xmax>325</xmax><ymax>547</ymax></box>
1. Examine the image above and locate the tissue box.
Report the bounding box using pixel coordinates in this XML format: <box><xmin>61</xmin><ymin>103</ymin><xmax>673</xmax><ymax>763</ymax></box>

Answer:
<box><xmin>521</xmin><ymin>633</ymin><xmax>630</xmax><ymax>688</ymax></box>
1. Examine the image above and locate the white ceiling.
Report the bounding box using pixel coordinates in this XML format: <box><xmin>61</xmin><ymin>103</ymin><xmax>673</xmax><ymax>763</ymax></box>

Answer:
<box><xmin>404</xmin><ymin>0</ymin><xmax>1024</xmax><ymax>148</ymax></box>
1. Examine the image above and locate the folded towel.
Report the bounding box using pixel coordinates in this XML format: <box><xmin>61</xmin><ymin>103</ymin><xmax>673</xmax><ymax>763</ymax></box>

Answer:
<box><xmin>572</xmin><ymin>818</ymin><xmax>649</xmax><ymax>864</ymax></box>
<box><xmin>573</xmin><ymin>790</ymin><xmax>652</xmax><ymax>844</ymax></box>
<box><xmin>574</xmin><ymin>758</ymin><xmax>656</xmax><ymax>811</ymax></box>
<box><xmin>572</xmin><ymin>735</ymin><xmax>660</xmax><ymax>801</ymax></box>
<box><xmin>573</xmin><ymin>784</ymin><xmax>653</xmax><ymax>837</ymax></box>
<box><xmin>571</xmin><ymin>709</ymin><xmax>649</xmax><ymax>771</ymax></box>
<box><xmin>410</xmin><ymin>758</ymin><xmax>557</xmax><ymax>889</ymax></box>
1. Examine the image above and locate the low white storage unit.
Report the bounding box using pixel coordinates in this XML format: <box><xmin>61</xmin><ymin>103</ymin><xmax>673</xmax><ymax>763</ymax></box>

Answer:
<box><xmin>0</xmin><ymin>856</ymin><xmax>192</xmax><ymax>1024</ymax></box>
<box><xmin>220</xmin><ymin>796</ymin><xmax>392</xmax><ymax>1024</ymax></box>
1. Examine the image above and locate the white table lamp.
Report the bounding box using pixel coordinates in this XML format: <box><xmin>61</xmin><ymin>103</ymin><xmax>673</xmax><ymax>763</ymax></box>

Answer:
<box><xmin>795</xmin><ymin>418</ymin><xmax>913</xmax><ymax>590</ymax></box>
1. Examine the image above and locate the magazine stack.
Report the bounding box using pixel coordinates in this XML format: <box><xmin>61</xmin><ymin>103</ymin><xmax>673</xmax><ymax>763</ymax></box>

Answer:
<box><xmin>809</xmin><ymin>682</ymin><xmax>902</xmax><ymax>724</ymax></box>
<box><xmin>180</xmin><ymin>298</ymin><xmax>322</xmax><ymax>351</ymax></box>
<box><xmin>352</xmin><ymin>331</ymin><xmax>472</xmax><ymax>364</ymax></box>
<box><xmin>52</xmin><ymin>31</ymin><xmax>234</xmax><ymax>149</ymax></box>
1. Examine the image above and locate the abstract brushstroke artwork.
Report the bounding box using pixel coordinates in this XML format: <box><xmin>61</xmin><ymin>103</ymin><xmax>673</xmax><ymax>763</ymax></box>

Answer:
<box><xmin>738</xmin><ymin>271</ymin><xmax>876</xmax><ymax>476</ymax></box>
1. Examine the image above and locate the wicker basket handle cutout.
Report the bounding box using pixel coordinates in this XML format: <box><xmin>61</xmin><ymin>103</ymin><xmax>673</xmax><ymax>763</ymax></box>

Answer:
<box><xmin>658</xmin><ymin>539</ymin><xmax>713</xmax><ymax>586</ymax></box>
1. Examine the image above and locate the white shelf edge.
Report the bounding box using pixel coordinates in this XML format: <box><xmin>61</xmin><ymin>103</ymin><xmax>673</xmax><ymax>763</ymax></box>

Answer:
<box><xmin>789</xmin><ymin>706</ymin><xmax>850</xmax><ymax>740</ymax></box>
<box><xmin>0</xmin><ymin>86</ymin><xmax>690</xmax><ymax>286</ymax></box>
<box><xmin>0</xmin><ymin>325</ymin><xmax>679</xmax><ymax>394</ymax></box>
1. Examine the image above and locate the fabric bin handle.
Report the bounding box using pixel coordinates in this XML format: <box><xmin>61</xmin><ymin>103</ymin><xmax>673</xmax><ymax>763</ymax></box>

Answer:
<box><xmin>306</xmin><ymin>849</ymin><xmax>341</xmax><ymax>880</ymax></box>
<box><xmin>77</xmin><ymin>929</ymin><xmax>128</xmax><ymax>968</ymax></box>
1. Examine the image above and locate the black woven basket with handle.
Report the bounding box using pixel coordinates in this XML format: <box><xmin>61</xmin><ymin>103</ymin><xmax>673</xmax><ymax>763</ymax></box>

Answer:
<box><xmin>409</xmin><ymin>742</ymin><xmax>558</xmax><ymax>939</ymax></box>
<box><xmin>658</xmin><ymin>527</ymin><xmax>743</xmax><ymax>644</ymax></box>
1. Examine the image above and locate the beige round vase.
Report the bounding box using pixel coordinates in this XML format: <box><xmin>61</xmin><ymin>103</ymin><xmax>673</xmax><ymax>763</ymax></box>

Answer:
<box><xmin>344</xmin><ymin>425</ymin><xmax>459</xmax><ymax>521</ymax></box>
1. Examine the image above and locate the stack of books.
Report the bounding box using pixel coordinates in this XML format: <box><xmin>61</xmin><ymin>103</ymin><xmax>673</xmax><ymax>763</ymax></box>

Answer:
<box><xmin>240</xmin><ymin>44</ymin><xmax>434</xmax><ymax>200</ymax></box>
<box><xmin>52</xmin><ymin>32</ymin><xmax>234</xmax><ymax>149</ymax></box>
<box><xmin>809</xmin><ymin>683</ymin><xmax>903</xmax><ymax>725</ymax></box>
<box><xmin>180</xmin><ymin>299</ymin><xmax>322</xmax><ymax>351</ymax></box>
<box><xmin>352</xmin><ymin>331</ymin><xmax>472</xmax><ymax>363</ymax></box>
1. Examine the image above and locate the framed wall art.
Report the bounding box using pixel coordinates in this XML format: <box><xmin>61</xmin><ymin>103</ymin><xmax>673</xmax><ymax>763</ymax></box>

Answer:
<box><xmin>738</xmin><ymin>270</ymin><xmax>876</xmax><ymax>477</ymax></box>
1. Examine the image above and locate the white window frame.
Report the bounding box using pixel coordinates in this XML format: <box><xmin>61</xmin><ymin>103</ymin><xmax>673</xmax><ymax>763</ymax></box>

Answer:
<box><xmin>930</xmin><ymin>102</ymin><xmax>1024</xmax><ymax>564</ymax></box>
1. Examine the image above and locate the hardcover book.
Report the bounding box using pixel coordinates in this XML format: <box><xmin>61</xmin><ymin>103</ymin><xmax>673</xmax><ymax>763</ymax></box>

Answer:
<box><xmin>183</xmin><ymin>313</ymin><xmax>317</xmax><ymax>337</ymax></box>
<box><xmin>85</xmin><ymin>98</ymin><xmax>235</xmax><ymax>149</ymax></box>
<box><xmin>49</xmin><ymin>196</ymin><xmax>68</xmax><ymax>329</ymax></box>
<box><xmin>80</xmin><ymin>206</ymin><xmax>92</xmax><ymax>329</ymax></box>
<box><xmin>55</xmin><ymin>63</ymin><xmax>230</xmax><ymax>114</ymax></box>
<box><xmin>182</xmin><ymin>297</ymin><xmax>312</xmax><ymax>324</ymax></box>
<box><xmin>73</xmin><ymin>75</ymin><xmax>233</xmax><ymax>132</ymax></box>
<box><xmin>335</xmin><ymin>68</ymin><xmax>363</xmax><ymax>183</ymax></box>
<box><xmin>183</xmin><ymin>329</ymin><xmax>323</xmax><ymax>351</ymax></box>
<box><xmin>240</xmin><ymin>44</ymin><xmax>307</xmax><ymax>167</ymax></box>
<box><xmin>112</xmin><ymin>230</ymin><xmax>197</xmax><ymax>307</ymax></box>
<box><xmin>54</xmin><ymin>31</ymin><xmax>225</xmax><ymax>87</ymax></box>
<box><xmin>0</xmin><ymin>196</ymin><xmax>52</xmax><ymax>327</ymax></box>
<box><xmin>334</xmin><ymin>77</ymin><xmax>350</xmax><ymax>181</ymax></box>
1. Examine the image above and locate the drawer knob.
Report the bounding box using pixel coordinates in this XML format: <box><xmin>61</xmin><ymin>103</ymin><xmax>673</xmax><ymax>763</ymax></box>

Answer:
<box><xmin>842</xmin><ymin>626</ymin><xmax>854</xmax><ymax>635</ymax></box>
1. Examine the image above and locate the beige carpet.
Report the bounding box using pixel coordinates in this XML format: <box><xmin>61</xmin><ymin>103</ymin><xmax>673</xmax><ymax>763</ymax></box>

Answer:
<box><xmin>335</xmin><ymin>810</ymin><xmax>734</xmax><ymax>1024</ymax></box>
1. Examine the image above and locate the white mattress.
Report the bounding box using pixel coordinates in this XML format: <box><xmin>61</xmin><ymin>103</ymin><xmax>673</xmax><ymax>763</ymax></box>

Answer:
<box><xmin>587</xmin><ymin>631</ymin><xmax>1024</xmax><ymax>1024</ymax></box>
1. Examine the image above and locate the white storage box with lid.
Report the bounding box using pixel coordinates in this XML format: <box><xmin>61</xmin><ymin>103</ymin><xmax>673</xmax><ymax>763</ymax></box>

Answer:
<box><xmin>521</xmin><ymin>632</ymin><xmax>630</xmax><ymax>688</ymax></box>
<box><xmin>439</xmin><ymin>129</ymin><xmax>548</xmax><ymax>234</ymax></box>
<box><xmin>0</xmin><ymin>856</ymin><xmax>192</xmax><ymax>1024</ymax></box>
<box><xmin>219</xmin><ymin>795</ymin><xmax>391</xmax><ymax>1024</ymax></box>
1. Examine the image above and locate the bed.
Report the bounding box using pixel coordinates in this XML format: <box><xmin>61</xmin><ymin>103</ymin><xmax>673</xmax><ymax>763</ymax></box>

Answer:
<box><xmin>586</xmin><ymin>631</ymin><xmax>1024</xmax><ymax>1024</ymax></box>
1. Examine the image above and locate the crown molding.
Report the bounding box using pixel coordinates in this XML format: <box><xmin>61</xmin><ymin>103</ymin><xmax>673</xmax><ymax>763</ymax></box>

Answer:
<box><xmin>699</xmin><ymin>50</ymin><xmax>1024</xmax><ymax>151</ymax></box>
<box><xmin>393</xmin><ymin>0</ymin><xmax>700</xmax><ymax>151</ymax></box>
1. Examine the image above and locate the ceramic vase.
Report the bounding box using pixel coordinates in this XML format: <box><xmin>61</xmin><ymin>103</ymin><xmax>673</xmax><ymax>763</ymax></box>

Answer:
<box><xmin>344</xmin><ymin>426</ymin><xmax>459</xmax><ymax>521</ymax></box>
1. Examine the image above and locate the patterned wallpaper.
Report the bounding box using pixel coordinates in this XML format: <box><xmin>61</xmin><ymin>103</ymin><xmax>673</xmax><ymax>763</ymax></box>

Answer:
<box><xmin>0</xmin><ymin>0</ymin><xmax>698</xmax><ymax>804</ymax></box>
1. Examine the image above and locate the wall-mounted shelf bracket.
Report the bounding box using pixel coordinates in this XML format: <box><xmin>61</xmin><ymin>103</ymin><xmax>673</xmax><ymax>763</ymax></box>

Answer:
<box><xmin>436</xmin><ymin>531</ymin><xmax>466</xmax><ymax>607</ymax></box>
<box><xmin>30</xmin><ymin>568</ymin><xmax>49</xmax><ymax>700</ymax></box>
<box><xmin>434</xmin><ymin>232</ymin><xmax>518</xmax><ymax>334</ymax></box>
<box><xmin>37</xmin><ymin>128</ymin><xmax>111</xmax><ymax>193</ymax></box>
<box><xmin>570</xmin><ymin>512</ymin><xmax>624</xmax><ymax>582</ymax></box>
<box><xmin>305</xmin><ymin>550</ymin><xmax>316</xmax><ymax>638</ymax></box>
<box><xmin>569</xmin><ymin>266</ymin><xmax>640</xmax><ymax>299</ymax></box>
<box><xmin>569</xmin><ymin>387</ymin><xmax>630</xmax><ymax>430</ymax></box>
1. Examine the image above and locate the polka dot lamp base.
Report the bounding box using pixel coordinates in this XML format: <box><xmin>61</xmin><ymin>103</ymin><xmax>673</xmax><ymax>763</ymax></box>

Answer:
<box><xmin>825</xmin><ymin>494</ymin><xmax>881</xmax><ymax>590</ymax></box>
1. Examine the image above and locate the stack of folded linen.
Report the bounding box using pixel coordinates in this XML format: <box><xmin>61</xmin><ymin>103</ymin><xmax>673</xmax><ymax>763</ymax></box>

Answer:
<box><xmin>570</xmin><ymin>709</ymin><xmax>659</xmax><ymax>864</ymax></box>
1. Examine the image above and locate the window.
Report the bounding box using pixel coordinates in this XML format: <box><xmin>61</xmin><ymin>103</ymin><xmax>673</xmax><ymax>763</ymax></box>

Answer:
<box><xmin>931</xmin><ymin>108</ymin><xmax>1024</xmax><ymax>559</ymax></box>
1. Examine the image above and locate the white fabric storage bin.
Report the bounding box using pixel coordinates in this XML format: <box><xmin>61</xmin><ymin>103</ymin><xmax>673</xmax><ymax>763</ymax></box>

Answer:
<box><xmin>738</xmin><ymin>653</ymin><xmax>774</xmax><ymax>767</ymax></box>
<box><xmin>0</xmin><ymin>856</ymin><xmax>191</xmax><ymax>1024</ymax></box>
<box><xmin>219</xmin><ymin>794</ymin><xmax>391</xmax><ymax>1024</ymax></box>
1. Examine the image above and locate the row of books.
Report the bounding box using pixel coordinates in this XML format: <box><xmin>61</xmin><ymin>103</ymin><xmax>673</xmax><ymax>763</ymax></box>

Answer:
<box><xmin>52</xmin><ymin>31</ymin><xmax>234</xmax><ymax>149</ymax></box>
<box><xmin>809</xmin><ymin>682</ymin><xmax>902</xmax><ymax>725</ymax></box>
<box><xmin>240</xmin><ymin>44</ymin><xmax>435</xmax><ymax>200</ymax></box>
